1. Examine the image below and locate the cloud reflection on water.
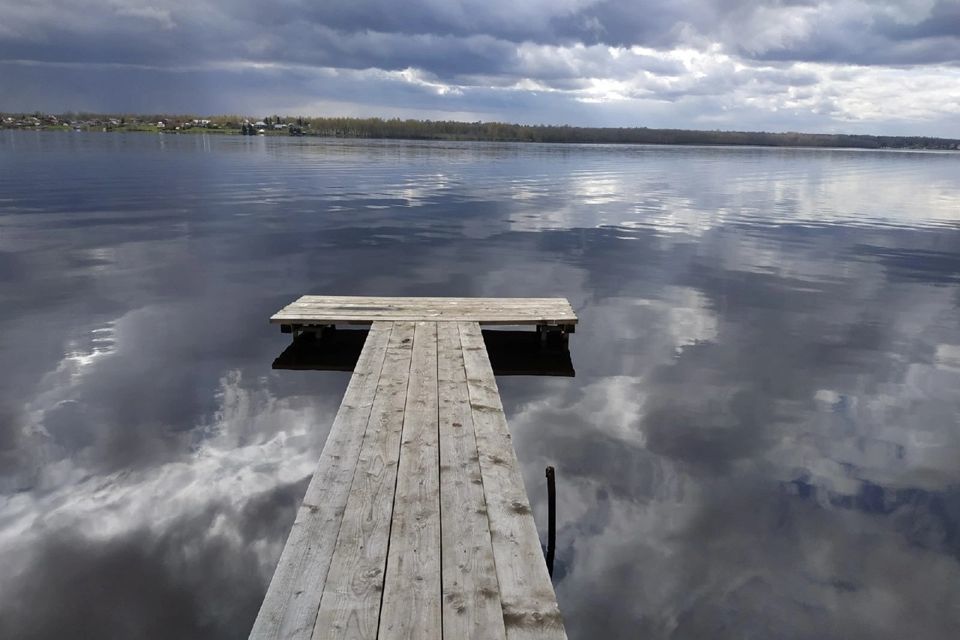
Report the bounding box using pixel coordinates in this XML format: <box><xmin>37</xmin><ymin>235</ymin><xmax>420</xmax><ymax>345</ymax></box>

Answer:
<box><xmin>1</xmin><ymin>133</ymin><xmax>959</xmax><ymax>639</ymax></box>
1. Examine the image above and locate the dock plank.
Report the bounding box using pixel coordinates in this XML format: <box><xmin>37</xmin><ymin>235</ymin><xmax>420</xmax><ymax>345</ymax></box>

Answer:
<box><xmin>437</xmin><ymin>323</ymin><xmax>507</xmax><ymax>640</ymax></box>
<box><xmin>459</xmin><ymin>322</ymin><xmax>567</xmax><ymax>640</ymax></box>
<box><xmin>250</xmin><ymin>322</ymin><xmax>394</xmax><ymax>640</ymax></box>
<box><xmin>271</xmin><ymin>296</ymin><xmax>577</xmax><ymax>327</ymax></box>
<box><xmin>257</xmin><ymin>298</ymin><xmax>575</xmax><ymax>640</ymax></box>
<box><xmin>313</xmin><ymin>323</ymin><xmax>416</xmax><ymax>640</ymax></box>
<box><xmin>378</xmin><ymin>322</ymin><xmax>443</xmax><ymax>639</ymax></box>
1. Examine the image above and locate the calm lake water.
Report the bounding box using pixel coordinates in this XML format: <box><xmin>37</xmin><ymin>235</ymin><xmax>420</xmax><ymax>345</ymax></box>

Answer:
<box><xmin>1</xmin><ymin>131</ymin><xmax>959</xmax><ymax>639</ymax></box>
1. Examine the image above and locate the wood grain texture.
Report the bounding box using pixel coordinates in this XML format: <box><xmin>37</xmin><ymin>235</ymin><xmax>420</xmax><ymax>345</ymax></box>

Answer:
<box><xmin>378</xmin><ymin>322</ymin><xmax>443</xmax><ymax>639</ymax></box>
<box><xmin>270</xmin><ymin>296</ymin><xmax>577</xmax><ymax>327</ymax></box>
<box><xmin>250</xmin><ymin>322</ymin><xmax>394</xmax><ymax>640</ymax></box>
<box><xmin>459</xmin><ymin>322</ymin><xmax>567</xmax><ymax>640</ymax></box>
<box><xmin>312</xmin><ymin>323</ymin><xmax>416</xmax><ymax>640</ymax></box>
<box><xmin>254</xmin><ymin>312</ymin><xmax>569</xmax><ymax>640</ymax></box>
<box><xmin>437</xmin><ymin>323</ymin><xmax>507</xmax><ymax>640</ymax></box>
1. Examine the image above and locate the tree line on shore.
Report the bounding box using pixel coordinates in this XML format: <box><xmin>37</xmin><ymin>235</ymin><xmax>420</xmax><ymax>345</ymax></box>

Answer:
<box><xmin>298</xmin><ymin>118</ymin><xmax>959</xmax><ymax>149</ymax></box>
<box><xmin>4</xmin><ymin>111</ymin><xmax>958</xmax><ymax>150</ymax></box>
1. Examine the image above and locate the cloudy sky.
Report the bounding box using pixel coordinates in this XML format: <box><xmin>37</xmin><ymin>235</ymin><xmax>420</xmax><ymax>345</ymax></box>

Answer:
<box><xmin>2</xmin><ymin>1</ymin><xmax>960</xmax><ymax>135</ymax></box>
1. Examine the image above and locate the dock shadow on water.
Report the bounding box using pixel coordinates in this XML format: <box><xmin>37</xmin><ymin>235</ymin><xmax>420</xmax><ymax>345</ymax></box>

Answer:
<box><xmin>1</xmin><ymin>132</ymin><xmax>959</xmax><ymax>640</ymax></box>
<box><xmin>273</xmin><ymin>328</ymin><xmax>575</xmax><ymax>377</ymax></box>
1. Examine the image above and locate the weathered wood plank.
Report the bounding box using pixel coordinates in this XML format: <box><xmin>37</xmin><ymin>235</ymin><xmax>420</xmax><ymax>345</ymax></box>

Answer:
<box><xmin>280</xmin><ymin>300</ymin><xmax>572</xmax><ymax>311</ymax></box>
<box><xmin>282</xmin><ymin>306</ymin><xmax>572</xmax><ymax>315</ymax></box>
<box><xmin>274</xmin><ymin>317</ymin><xmax>572</xmax><ymax>328</ymax></box>
<box><xmin>437</xmin><ymin>323</ymin><xmax>508</xmax><ymax>640</ymax></box>
<box><xmin>281</xmin><ymin>300</ymin><xmax>571</xmax><ymax>312</ymax></box>
<box><xmin>459</xmin><ymin>322</ymin><xmax>567</xmax><ymax>640</ymax></box>
<box><xmin>256</xmin><ymin>301</ymin><xmax>571</xmax><ymax>640</ymax></box>
<box><xmin>271</xmin><ymin>296</ymin><xmax>577</xmax><ymax>327</ymax></box>
<box><xmin>250</xmin><ymin>322</ymin><xmax>394</xmax><ymax>640</ymax></box>
<box><xmin>290</xmin><ymin>296</ymin><xmax>568</xmax><ymax>305</ymax></box>
<box><xmin>312</xmin><ymin>323</ymin><xmax>416</xmax><ymax>640</ymax></box>
<box><xmin>287</xmin><ymin>302</ymin><xmax>570</xmax><ymax>309</ymax></box>
<box><xmin>378</xmin><ymin>322</ymin><xmax>443</xmax><ymax>639</ymax></box>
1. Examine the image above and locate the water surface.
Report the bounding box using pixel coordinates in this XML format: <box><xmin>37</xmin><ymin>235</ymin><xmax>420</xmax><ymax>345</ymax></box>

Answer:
<box><xmin>1</xmin><ymin>132</ymin><xmax>959</xmax><ymax>639</ymax></box>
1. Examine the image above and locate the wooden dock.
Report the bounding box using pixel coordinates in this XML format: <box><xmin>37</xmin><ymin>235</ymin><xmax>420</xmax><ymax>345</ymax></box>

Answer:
<box><xmin>251</xmin><ymin>297</ymin><xmax>576</xmax><ymax>640</ymax></box>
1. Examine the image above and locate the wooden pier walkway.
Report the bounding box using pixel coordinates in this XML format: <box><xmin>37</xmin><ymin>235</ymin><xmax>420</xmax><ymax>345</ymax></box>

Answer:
<box><xmin>251</xmin><ymin>297</ymin><xmax>577</xmax><ymax>640</ymax></box>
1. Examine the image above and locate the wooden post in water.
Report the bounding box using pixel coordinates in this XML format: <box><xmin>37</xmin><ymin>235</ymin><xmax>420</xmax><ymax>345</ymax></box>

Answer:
<box><xmin>545</xmin><ymin>466</ymin><xmax>556</xmax><ymax>578</ymax></box>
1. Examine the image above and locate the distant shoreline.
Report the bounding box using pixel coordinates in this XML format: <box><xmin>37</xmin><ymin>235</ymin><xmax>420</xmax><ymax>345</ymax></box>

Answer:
<box><xmin>3</xmin><ymin>112</ymin><xmax>959</xmax><ymax>151</ymax></box>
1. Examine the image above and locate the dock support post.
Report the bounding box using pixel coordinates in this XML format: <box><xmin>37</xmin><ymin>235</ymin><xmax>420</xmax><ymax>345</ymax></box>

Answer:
<box><xmin>545</xmin><ymin>466</ymin><xmax>556</xmax><ymax>577</ymax></box>
<box><xmin>537</xmin><ymin>325</ymin><xmax>571</xmax><ymax>350</ymax></box>
<box><xmin>290</xmin><ymin>324</ymin><xmax>336</xmax><ymax>341</ymax></box>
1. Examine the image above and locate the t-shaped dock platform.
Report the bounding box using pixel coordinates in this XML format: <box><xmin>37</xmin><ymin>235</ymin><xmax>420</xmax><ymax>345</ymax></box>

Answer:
<box><xmin>251</xmin><ymin>296</ymin><xmax>577</xmax><ymax>640</ymax></box>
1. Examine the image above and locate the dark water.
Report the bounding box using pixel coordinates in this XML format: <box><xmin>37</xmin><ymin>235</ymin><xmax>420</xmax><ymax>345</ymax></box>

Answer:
<box><xmin>2</xmin><ymin>132</ymin><xmax>959</xmax><ymax>639</ymax></box>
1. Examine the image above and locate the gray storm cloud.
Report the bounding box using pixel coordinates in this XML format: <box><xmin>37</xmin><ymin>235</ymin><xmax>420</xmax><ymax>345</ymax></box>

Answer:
<box><xmin>1</xmin><ymin>1</ymin><xmax>959</xmax><ymax>135</ymax></box>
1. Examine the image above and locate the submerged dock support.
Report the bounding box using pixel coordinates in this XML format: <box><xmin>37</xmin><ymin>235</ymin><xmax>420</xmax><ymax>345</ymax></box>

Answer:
<box><xmin>545</xmin><ymin>466</ymin><xmax>556</xmax><ymax>578</ymax></box>
<box><xmin>252</xmin><ymin>297</ymin><xmax>577</xmax><ymax>640</ymax></box>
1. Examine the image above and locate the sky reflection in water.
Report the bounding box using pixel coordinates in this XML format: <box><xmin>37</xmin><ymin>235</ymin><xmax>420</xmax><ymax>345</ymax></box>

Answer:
<box><xmin>1</xmin><ymin>132</ymin><xmax>959</xmax><ymax>639</ymax></box>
